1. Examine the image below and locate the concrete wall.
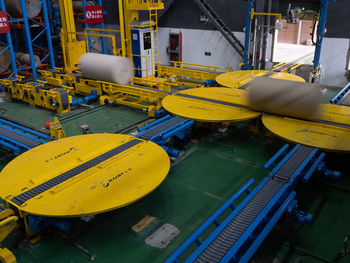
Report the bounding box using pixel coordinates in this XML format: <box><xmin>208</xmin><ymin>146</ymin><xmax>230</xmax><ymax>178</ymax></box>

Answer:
<box><xmin>319</xmin><ymin>38</ymin><xmax>350</xmax><ymax>87</ymax></box>
<box><xmin>158</xmin><ymin>27</ymin><xmax>245</xmax><ymax>70</ymax></box>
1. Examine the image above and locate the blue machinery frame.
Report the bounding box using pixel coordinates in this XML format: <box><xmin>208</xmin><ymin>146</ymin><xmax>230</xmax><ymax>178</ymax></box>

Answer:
<box><xmin>241</xmin><ymin>0</ymin><xmax>255</xmax><ymax>70</ymax></box>
<box><xmin>0</xmin><ymin>0</ymin><xmax>55</xmax><ymax>81</ymax></box>
<box><xmin>311</xmin><ymin>0</ymin><xmax>336</xmax><ymax>82</ymax></box>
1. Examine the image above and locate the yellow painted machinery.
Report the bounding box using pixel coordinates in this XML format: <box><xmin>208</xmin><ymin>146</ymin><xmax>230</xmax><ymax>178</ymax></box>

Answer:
<box><xmin>47</xmin><ymin>117</ymin><xmax>66</xmax><ymax>139</ymax></box>
<box><xmin>100</xmin><ymin>81</ymin><xmax>171</xmax><ymax>117</ymax></box>
<box><xmin>40</xmin><ymin>69</ymin><xmax>103</xmax><ymax>96</ymax></box>
<box><xmin>0</xmin><ymin>78</ymin><xmax>71</xmax><ymax>114</ymax></box>
<box><xmin>158</xmin><ymin>62</ymin><xmax>233</xmax><ymax>88</ymax></box>
<box><xmin>162</xmin><ymin>87</ymin><xmax>350</xmax><ymax>152</ymax></box>
<box><xmin>58</xmin><ymin>0</ymin><xmax>87</xmax><ymax>73</ymax></box>
<box><xmin>39</xmin><ymin>69</ymin><xmax>171</xmax><ymax>117</ymax></box>
<box><xmin>216</xmin><ymin>70</ymin><xmax>305</xmax><ymax>89</ymax></box>
<box><xmin>0</xmin><ymin>206</ymin><xmax>18</xmax><ymax>263</ymax></box>
<box><xmin>0</xmin><ymin>134</ymin><xmax>170</xmax><ymax>219</ymax></box>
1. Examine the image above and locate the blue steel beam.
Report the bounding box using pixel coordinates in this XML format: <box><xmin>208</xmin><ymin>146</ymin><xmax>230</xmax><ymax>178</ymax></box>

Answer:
<box><xmin>241</xmin><ymin>0</ymin><xmax>255</xmax><ymax>70</ymax></box>
<box><xmin>311</xmin><ymin>0</ymin><xmax>336</xmax><ymax>82</ymax></box>
<box><xmin>0</xmin><ymin>0</ymin><xmax>17</xmax><ymax>76</ymax></box>
<box><xmin>82</xmin><ymin>0</ymin><xmax>107</xmax><ymax>54</ymax></box>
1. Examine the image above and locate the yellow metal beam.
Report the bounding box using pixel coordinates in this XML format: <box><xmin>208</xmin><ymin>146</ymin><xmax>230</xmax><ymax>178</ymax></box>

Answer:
<box><xmin>250</xmin><ymin>8</ymin><xmax>282</xmax><ymax>21</ymax></box>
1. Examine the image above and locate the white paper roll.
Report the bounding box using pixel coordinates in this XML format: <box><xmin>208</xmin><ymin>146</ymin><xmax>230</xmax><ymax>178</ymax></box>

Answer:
<box><xmin>5</xmin><ymin>0</ymin><xmax>41</xmax><ymax>18</ymax></box>
<box><xmin>248</xmin><ymin>77</ymin><xmax>322</xmax><ymax>120</ymax></box>
<box><xmin>15</xmin><ymin>52</ymin><xmax>40</xmax><ymax>65</ymax></box>
<box><xmin>79</xmin><ymin>53</ymin><xmax>134</xmax><ymax>85</ymax></box>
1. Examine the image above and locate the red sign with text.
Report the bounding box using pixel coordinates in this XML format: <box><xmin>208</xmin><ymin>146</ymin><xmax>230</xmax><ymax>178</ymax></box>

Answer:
<box><xmin>0</xmin><ymin>11</ymin><xmax>10</xmax><ymax>34</ymax></box>
<box><xmin>85</xmin><ymin>5</ymin><xmax>104</xmax><ymax>24</ymax></box>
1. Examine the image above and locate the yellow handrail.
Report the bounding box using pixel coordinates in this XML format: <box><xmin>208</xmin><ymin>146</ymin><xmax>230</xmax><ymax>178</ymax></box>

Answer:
<box><xmin>61</xmin><ymin>31</ymin><xmax>118</xmax><ymax>56</ymax></box>
<box><xmin>170</xmin><ymin>61</ymin><xmax>232</xmax><ymax>72</ymax></box>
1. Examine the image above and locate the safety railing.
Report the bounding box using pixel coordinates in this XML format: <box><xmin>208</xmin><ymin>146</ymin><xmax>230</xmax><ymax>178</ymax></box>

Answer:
<box><xmin>170</xmin><ymin>61</ymin><xmax>232</xmax><ymax>73</ymax></box>
<box><xmin>126</xmin><ymin>0</ymin><xmax>164</xmax><ymax>10</ymax></box>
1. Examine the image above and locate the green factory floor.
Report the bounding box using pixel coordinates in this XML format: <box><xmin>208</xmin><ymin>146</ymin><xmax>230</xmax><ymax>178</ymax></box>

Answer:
<box><xmin>0</xmin><ymin>87</ymin><xmax>349</xmax><ymax>263</ymax></box>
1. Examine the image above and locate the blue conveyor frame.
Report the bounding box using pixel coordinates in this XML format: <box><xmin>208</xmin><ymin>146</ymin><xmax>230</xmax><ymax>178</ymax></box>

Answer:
<box><xmin>165</xmin><ymin>144</ymin><xmax>332</xmax><ymax>263</ymax></box>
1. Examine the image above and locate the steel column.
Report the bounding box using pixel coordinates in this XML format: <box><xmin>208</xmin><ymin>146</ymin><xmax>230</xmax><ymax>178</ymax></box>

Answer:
<box><xmin>241</xmin><ymin>0</ymin><xmax>255</xmax><ymax>70</ymax></box>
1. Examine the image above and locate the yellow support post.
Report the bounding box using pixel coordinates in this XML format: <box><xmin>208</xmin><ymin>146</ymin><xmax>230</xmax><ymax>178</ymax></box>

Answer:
<box><xmin>118</xmin><ymin>0</ymin><xmax>127</xmax><ymax>57</ymax></box>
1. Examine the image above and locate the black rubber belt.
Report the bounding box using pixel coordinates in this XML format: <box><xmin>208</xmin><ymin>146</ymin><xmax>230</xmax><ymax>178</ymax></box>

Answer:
<box><xmin>238</xmin><ymin>71</ymin><xmax>276</xmax><ymax>90</ymax></box>
<box><xmin>195</xmin><ymin>179</ymin><xmax>284</xmax><ymax>263</ymax></box>
<box><xmin>174</xmin><ymin>93</ymin><xmax>248</xmax><ymax>109</ymax></box>
<box><xmin>139</xmin><ymin>117</ymin><xmax>186</xmax><ymax>140</ymax></box>
<box><xmin>273</xmin><ymin>146</ymin><xmax>314</xmax><ymax>183</ymax></box>
<box><xmin>315</xmin><ymin>119</ymin><xmax>350</xmax><ymax>130</ymax></box>
<box><xmin>0</xmin><ymin>127</ymin><xmax>41</xmax><ymax>148</ymax></box>
<box><xmin>11</xmin><ymin>139</ymin><xmax>143</xmax><ymax>206</ymax></box>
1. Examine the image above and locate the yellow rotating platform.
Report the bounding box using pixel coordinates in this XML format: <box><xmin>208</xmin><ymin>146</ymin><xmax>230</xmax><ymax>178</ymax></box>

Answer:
<box><xmin>216</xmin><ymin>70</ymin><xmax>305</xmax><ymax>89</ymax></box>
<box><xmin>0</xmin><ymin>134</ymin><xmax>170</xmax><ymax>217</ymax></box>
<box><xmin>263</xmin><ymin>104</ymin><xmax>350</xmax><ymax>152</ymax></box>
<box><xmin>162</xmin><ymin>88</ymin><xmax>260</xmax><ymax>122</ymax></box>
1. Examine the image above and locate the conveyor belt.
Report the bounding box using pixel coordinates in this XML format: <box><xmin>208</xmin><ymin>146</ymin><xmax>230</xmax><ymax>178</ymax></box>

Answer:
<box><xmin>0</xmin><ymin>126</ymin><xmax>41</xmax><ymax>148</ymax></box>
<box><xmin>273</xmin><ymin>146</ymin><xmax>314</xmax><ymax>183</ymax></box>
<box><xmin>238</xmin><ymin>71</ymin><xmax>276</xmax><ymax>90</ymax></box>
<box><xmin>11</xmin><ymin>139</ymin><xmax>142</xmax><ymax>206</ymax></box>
<box><xmin>194</xmin><ymin>146</ymin><xmax>314</xmax><ymax>263</ymax></box>
<box><xmin>139</xmin><ymin>117</ymin><xmax>186</xmax><ymax>140</ymax></box>
<box><xmin>195</xmin><ymin>179</ymin><xmax>284</xmax><ymax>263</ymax></box>
<box><xmin>175</xmin><ymin>93</ymin><xmax>248</xmax><ymax>109</ymax></box>
<box><xmin>0</xmin><ymin>116</ymin><xmax>50</xmax><ymax>136</ymax></box>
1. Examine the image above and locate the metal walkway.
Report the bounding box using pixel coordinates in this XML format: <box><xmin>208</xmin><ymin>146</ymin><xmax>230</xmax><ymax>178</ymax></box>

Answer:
<box><xmin>193</xmin><ymin>0</ymin><xmax>244</xmax><ymax>58</ymax></box>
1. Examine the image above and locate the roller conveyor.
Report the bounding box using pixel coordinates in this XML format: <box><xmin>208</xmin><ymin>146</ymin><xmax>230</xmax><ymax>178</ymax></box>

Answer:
<box><xmin>0</xmin><ymin>134</ymin><xmax>171</xmax><ymax>217</ymax></box>
<box><xmin>272</xmin><ymin>146</ymin><xmax>314</xmax><ymax>183</ymax></box>
<box><xmin>138</xmin><ymin>116</ymin><xmax>187</xmax><ymax>140</ymax></box>
<box><xmin>11</xmin><ymin>139</ymin><xmax>143</xmax><ymax>206</ymax></box>
<box><xmin>0</xmin><ymin>117</ymin><xmax>51</xmax><ymax>153</ymax></box>
<box><xmin>136</xmin><ymin>115</ymin><xmax>194</xmax><ymax>157</ymax></box>
<box><xmin>194</xmin><ymin>179</ymin><xmax>285</xmax><ymax>263</ymax></box>
<box><xmin>165</xmin><ymin>143</ymin><xmax>335</xmax><ymax>263</ymax></box>
<box><xmin>0</xmin><ymin>127</ymin><xmax>41</xmax><ymax>149</ymax></box>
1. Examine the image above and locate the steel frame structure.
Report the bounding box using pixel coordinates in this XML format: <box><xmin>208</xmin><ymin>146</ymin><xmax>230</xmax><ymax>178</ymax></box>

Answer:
<box><xmin>0</xmin><ymin>0</ymin><xmax>55</xmax><ymax>81</ymax></box>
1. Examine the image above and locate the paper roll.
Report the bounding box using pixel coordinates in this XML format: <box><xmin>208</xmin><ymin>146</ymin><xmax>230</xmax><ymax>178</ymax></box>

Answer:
<box><xmin>5</xmin><ymin>0</ymin><xmax>41</xmax><ymax>18</ymax></box>
<box><xmin>15</xmin><ymin>52</ymin><xmax>40</xmax><ymax>65</ymax></box>
<box><xmin>248</xmin><ymin>77</ymin><xmax>322</xmax><ymax>120</ymax></box>
<box><xmin>79</xmin><ymin>53</ymin><xmax>134</xmax><ymax>85</ymax></box>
